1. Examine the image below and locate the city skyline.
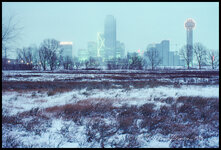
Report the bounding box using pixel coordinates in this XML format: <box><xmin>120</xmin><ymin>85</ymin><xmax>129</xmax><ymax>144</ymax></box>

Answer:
<box><xmin>2</xmin><ymin>2</ymin><xmax>219</xmax><ymax>59</ymax></box>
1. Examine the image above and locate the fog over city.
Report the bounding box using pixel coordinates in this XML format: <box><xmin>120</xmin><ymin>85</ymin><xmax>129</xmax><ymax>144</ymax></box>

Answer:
<box><xmin>2</xmin><ymin>2</ymin><xmax>219</xmax><ymax>148</ymax></box>
<box><xmin>2</xmin><ymin>2</ymin><xmax>219</xmax><ymax>59</ymax></box>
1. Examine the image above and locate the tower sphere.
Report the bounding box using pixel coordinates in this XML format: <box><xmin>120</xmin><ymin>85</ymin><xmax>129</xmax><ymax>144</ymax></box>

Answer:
<box><xmin>184</xmin><ymin>18</ymin><xmax>196</xmax><ymax>29</ymax></box>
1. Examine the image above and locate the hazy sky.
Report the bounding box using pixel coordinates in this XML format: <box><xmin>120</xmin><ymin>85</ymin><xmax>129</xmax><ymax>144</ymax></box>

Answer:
<box><xmin>2</xmin><ymin>2</ymin><xmax>219</xmax><ymax>58</ymax></box>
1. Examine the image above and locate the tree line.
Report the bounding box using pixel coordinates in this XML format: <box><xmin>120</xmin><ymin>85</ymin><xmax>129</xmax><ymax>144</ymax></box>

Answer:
<box><xmin>8</xmin><ymin>40</ymin><xmax>220</xmax><ymax>71</ymax></box>
<box><xmin>179</xmin><ymin>43</ymin><xmax>219</xmax><ymax>70</ymax></box>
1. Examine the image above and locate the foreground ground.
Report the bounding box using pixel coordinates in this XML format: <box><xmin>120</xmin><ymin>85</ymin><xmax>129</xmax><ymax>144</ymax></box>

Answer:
<box><xmin>2</xmin><ymin>70</ymin><xmax>219</xmax><ymax>148</ymax></box>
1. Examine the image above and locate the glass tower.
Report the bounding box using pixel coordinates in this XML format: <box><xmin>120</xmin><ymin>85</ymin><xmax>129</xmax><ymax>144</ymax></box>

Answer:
<box><xmin>104</xmin><ymin>15</ymin><xmax>116</xmax><ymax>60</ymax></box>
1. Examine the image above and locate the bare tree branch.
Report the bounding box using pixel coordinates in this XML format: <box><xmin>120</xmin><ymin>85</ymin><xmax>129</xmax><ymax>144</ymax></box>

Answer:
<box><xmin>145</xmin><ymin>47</ymin><xmax>162</xmax><ymax>70</ymax></box>
<box><xmin>180</xmin><ymin>45</ymin><xmax>192</xmax><ymax>69</ymax></box>
<box><xmin>2</xmin><ymin>14</ymin><xmax>23</xmax><ymax>58</ymax></box>
<box><xmin>193</xmin><ymin>43</ymin><xmax>207</xmax><ymax>69</ymax></box>
<box><xmin>207</xmin><ymin>49</ymin><xmax>219</xmax><ymax>69</ymax></box>
<box><xmin>39</xmin><ymin>39</ymin><xmax>61</xmax><ymax>71</ymax></box>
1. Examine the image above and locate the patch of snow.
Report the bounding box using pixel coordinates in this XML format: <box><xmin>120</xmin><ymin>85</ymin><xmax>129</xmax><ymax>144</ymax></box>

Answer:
<box><xmin>207</xmin><ymin>136</ymin><xmax>219</xmax><ymax>148</ymax></box>
<box><xmin>2</xmin><ymin>84</ymin><xmax>219</xmax><ymax>116</ymax></box>
<box><xmin>61</xmin><ymin>142</ymin><xmax>79</xmax><ymax>148</ymax></box>
<box><xmin>146</xmin><ymin>135</ymin><xmax>171</xmax><ymax>148</ymax></box>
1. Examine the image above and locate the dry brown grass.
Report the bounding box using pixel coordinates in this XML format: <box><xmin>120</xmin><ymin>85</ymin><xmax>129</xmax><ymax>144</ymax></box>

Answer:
<box><xmin>44</xmin><ymin>98</ymin><xmax>118</xmax><ymax>122</ymax></box>
<box><xmin>33</xmin><ymin>99</ymin><xmax>48</xmax><ymax>103</ymax></box>
<box><xmin>2</xmin><ymin>92</ymin><xmax>219</xmax><ymax>148</ymax></box>
<box><xmin>2</xmin><ymin>115</ymin><xmax>22</xmax><ymax>125</ymax></box>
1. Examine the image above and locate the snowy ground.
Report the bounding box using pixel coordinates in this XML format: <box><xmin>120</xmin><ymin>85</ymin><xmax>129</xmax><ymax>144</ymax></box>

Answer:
<box><xmin>2</xmin><ymin>70</ymin><xmax>219</xmax><ymax>148</ymax></box>
<box><xmin>2</xmin><ymin>70</ymin><xmax>219</xmax><ymax>83</ymax></box>
<box><xmin>2</xmin><ymin>85</ymin><xmax>219</xmax><ymax>116</ymax></box>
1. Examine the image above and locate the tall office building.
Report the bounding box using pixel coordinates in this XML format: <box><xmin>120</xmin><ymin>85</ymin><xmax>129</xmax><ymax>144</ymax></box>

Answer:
<box><xmin>169</xmin><ymin>51</ymin><xmax>174</xmax><ymax>66</ymax></box>
<box><xmin>155</xmin><ymin>43</ymin><xmax>163</xmax><ymax>65</ymax></box>
<box><xmin>161</xmin><ymin>40</ymin><xmax>170</xmax><ymax>66</ymax></box>
<box><xmin>173</xmin><ymin>51</ymin><xmax>181</xmax><ymax>66</ymax></box>
<box><xmin>184</xmin><ymin>18</ymin><xmax>196</xmax><ymax>66</ymax></box>
<box><xmin>104</xmin><ymin>15</ymin><xmax>116</xmax><ymax>60</ymax></box>
<box><xmin>148</xmin><ymin>40</ymin><xmax>169</xmax><ymax>66</ymax></box>
<box><xmin>87</xmin><ymin>41</ymin><xmax>97</xmax><ymax>57</ymax></box>
<box><xmin>59</xmin><ymin>42</ymin><xmax>73</xmax><ymax>58</ymax></box>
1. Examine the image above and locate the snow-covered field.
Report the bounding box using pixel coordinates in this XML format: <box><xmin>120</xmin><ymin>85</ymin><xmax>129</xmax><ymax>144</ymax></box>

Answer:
<box><xmin>2</xmin><ymin>70</ymin><xmax>219</xmax><ymax>83</ymax></box>
<box><xmin>2</xmin><ymin>70</ymin><xmax>219</xmax><ymax>148</ymax></box>
<box><xmin>2</xmin><ymin>85</ymin><xmax>219</xmax><ymax>116</ymax></box>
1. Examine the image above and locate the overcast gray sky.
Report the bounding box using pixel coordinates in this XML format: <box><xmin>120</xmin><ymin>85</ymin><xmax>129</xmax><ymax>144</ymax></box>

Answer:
<box><xmin>2</xmin><ymin>2</ymin><xmax>219</xmax><ymax>58</ymax></box>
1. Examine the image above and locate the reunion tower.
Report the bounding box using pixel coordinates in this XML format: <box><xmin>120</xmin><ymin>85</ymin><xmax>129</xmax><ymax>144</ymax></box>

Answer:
<box><xmin>184</xmin><ymin>18</ymin><xmax>196</xmax><ymax>65</ymax></box>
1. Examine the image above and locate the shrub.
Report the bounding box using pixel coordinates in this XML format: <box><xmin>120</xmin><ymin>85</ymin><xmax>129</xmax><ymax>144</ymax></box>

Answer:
<box><xmin>139</xmin><ymin>103</ymin><xmax>155</xmax><ymax>117</ymax></box>
<box><xmin>158</xmin><ymin>105</ymin><xmax>171</xmax><ymax>116</ymax></box>
<box><xmin>114</xmin><ymin>105</ymin><xmax>140</xmax><ymax>134</ymax></box>
<box><xmin>3</xmin><ymin>135</ymin><xmax>21</xmax><ymax>148</ymax></box>
<box><xmin>124</xmin><ymin>134</ymin><xmax>140</xmax><ymax>148</ymax></box>
<box><xmin>118</xmin><ymin>115</ymin><xmax>135</xmax><ymax>133</ymax></box>
<box><xmin>31</xmin><ymin>91</ymin><xmax>37</xmax><ymax>97</ymax></box>
<box><xmin>169</xmin><ymin>129</ymin><xmax>201</xmax><ymax>148</ymax></box>
<box><xmin>2</xmin><ymin>115</ymin><xmax>22</xmax><ymax>125</ymax></box>
<box><xmin>163</xmin><ymin>97</ymin><xmax>174</xmax><ymax>104</ymax></box>
<box><xmin>47</xmin><ymin>89</ymin><xmax>56</xmax><ymax>96</ymax></box>
<box><xmin>178</xmin><ymin>103</ymin><xmax>193</xmax><ymax>113</ymax></box>
<box><xmin>86</xmin><ymin>117</ymin><xmax>119</xmax><ymax>148</ymax></box>
<box><xmin>17</xmin><ymin>109</ymin><xmax>51</xmax><ymax>136</ymax></box>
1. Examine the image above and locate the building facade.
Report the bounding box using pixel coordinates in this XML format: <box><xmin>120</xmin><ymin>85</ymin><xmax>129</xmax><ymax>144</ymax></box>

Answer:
<box><xmin>173</xmin><ymin>51</ymin><xmax>181</xmax><ymax>66</ymax></box>
<box><xmin>104</xmin><ymin>15</ymin><xmax>116</xmax><ymax>60</ymax></box>
<box><xmin>147</xmin><ymin>40</ymin><xmax>169</xmax><ymax>66</ymax></box>
<box><xmin>116</xmin><ymin>41</ymin><xmax>125</xmax><ymax>58</ymax></box>
<box><xmin>59</xmin><ymin>42</ymin><xmax>73</xmax><ymax>58</ymax></box>
<box><xmin>146</xmin><ymin>40</ymin><xmax>184</xmax><ymax>67</ymax></box>
<box><xmin>169</xmin><ymin>51</ymin><xmax>174</xmax><ymax>66</ymax></box>
<box><xmin>155</xmin><ymin>43</ymin><xmax>163</xmax><ymax>65</ymax></box>
<box><xmin>161</xmin><ymin>40</ymin><xmax>170</xmax><ymax>66</ymax></box>
<box><xmin>87</xmin><ymin>41</ymin><xmax>97</xmax><ymax>58</ymax></box>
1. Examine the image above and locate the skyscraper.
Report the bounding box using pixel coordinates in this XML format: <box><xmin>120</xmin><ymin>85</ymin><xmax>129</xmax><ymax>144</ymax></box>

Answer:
<box><xmin>104</xmin><ymin>15</ymin><xmax>116</xmax><ymax>60</ymax></box>
<box><xmin>155</xmin><ymin>43</ymin><xmax>163</xmax><ymax>65</ymax></box>
<box><xmin>184</xmin><ymin>18</ymin><xmax>196</xmax><ymax>66</ymax></box>
<box><xmin>169</xmin><ymin>51</ymin><xmax>174</xmax><ymax>66</ymax></box>
<box><xmin>161</xmin><ymin>40</ymin><xmax>170</xmax><ymax>66</ymax></box>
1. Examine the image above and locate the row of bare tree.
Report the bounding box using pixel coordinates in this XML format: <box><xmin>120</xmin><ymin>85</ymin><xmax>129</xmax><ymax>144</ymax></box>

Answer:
<box><xmin>145</xmin><ymin>43</ymin><xmax>219</xmax><ymax>70</ymax></box>
<box><xmin>180</xmin><ymin>43</ymin><xmax>218</xmax><ymax>69</ymax></box>
<box><xmin>16</xmin><ymin>39</ymin><xmax>105</xmax><ymax>71</ymax></box>
<box><xmin>16</xmin><ymin>39</ymin><xmax>83</xmax><ymax>71</ymax></box>
<box><xmin>2</xmin><ymin>15</ymin><xmax>80</xmax><ymax>71</ymax></box>
<box><xmin>14</xmin><ymin>41</ymin><xmax>220</xmax><ymax>71</ymax></box>
<box><xmin>2</xmin><ymin>14</ymin><xmax>23</xmax><ymax>62</ymax></box>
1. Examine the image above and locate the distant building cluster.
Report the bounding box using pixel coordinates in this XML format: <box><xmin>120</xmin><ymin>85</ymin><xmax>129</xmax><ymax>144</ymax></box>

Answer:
<box><xmin>146</xmin><ymin>40</ymin><xmax>185</xmax><ymax>66</ymax></box>
<box><xmin>4</xmin><ymin>15</ymin><xmax>219</xmax><ymax>70</ymax></box>
<box><xmin>57</xmin><ymin>16</ymin><xmax>196</xmax><ymax>67</ymax></box>
<box><xmin>76</xmin><ymin>15</ymin><xmax>125</xmax><ymax>61</ymax></box>
<box><xmin>60</xmin><ymin>15</ymin><xmax>125</xmax><ymax>62</ymax></box>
